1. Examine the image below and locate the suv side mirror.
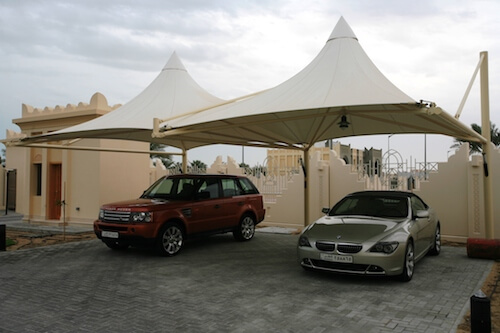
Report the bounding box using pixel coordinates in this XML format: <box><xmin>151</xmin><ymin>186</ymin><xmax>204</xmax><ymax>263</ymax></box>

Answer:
<box><xmin>322</xmin><ymin>207</ymin><xmax>330</xmax><ymax>215</ymax></box>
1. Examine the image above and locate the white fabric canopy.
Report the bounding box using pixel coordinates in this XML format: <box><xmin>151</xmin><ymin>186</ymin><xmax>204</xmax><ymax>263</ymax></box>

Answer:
<box><xmin>154</xmin><ymin>17</ymin><xmax>486</xmax><ymax>148</ymax></box>
<box><xmin>22</xmin><ymin>17</ymin><xmax>486</xmax><ymax>151</ymax></box>
<box><xmin>24</xmin><ymin>52</ymin><xmax>226</xmax><ymax>150</ymax></box>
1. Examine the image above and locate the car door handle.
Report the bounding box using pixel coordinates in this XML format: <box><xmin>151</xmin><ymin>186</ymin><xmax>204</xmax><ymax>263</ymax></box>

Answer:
<box><xmin>214</xmin><ymin>204</ymin><xmax>220</xmax><ymax>209</ymax></box>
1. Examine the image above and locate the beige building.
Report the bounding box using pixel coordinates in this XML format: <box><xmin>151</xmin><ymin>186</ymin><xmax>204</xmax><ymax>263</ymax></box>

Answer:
<box><xmin>3</xmin><ymin>93</ymin><xmax>151</xmax><ymax>226</ymax></box>
<box><xmin>266</xmin><ymin>141</ymin><xmax>382</xmax><ymax>176</ymax></box>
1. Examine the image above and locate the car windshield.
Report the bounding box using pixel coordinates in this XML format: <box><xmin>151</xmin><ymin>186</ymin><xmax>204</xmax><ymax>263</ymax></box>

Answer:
<box><xmin>141</xmin><ymin>177</ymin><xmax>199</xmax><ymax>200</ymax></box>
<box><xmin>328</xmin><ymin>195</ymin><xmax>409</xmax><ymax>219</ymax></box>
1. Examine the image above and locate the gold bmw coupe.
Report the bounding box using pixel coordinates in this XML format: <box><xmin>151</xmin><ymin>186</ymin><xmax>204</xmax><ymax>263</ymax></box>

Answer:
<box><xmin>297</xmin><ymin>191</ymin><xmax>441</xmax><ymax>281</ymax></box>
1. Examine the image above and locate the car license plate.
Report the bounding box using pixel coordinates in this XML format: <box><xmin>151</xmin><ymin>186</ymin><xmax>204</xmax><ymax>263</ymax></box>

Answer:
<box><xmin>320</xmin><ymin>253</ymin><xmax>353</xmax><ymax>263</ymax></box>
<box><xmin>101</xmin><ymin>231</ymin><xmax>119</xmax><ymax>239</ymax></box>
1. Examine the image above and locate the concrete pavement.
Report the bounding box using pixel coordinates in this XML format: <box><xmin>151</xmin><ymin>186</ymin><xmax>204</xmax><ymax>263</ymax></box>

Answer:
<box><xmin>0</xmin><ymin>222</ymin><xmax>492</xmax><ymax>333</ymax></box>
<box><xmin>0</xmin><ymin>212</ymin><xmax>93</xmax><ymax>234</ymax></box>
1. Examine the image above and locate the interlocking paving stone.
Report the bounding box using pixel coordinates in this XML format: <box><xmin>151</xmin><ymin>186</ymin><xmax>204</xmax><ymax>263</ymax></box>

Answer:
<box><xmin>0</xmin><ymin>233</ymin><xmax>492</xmax><ymax>333</ymax></box>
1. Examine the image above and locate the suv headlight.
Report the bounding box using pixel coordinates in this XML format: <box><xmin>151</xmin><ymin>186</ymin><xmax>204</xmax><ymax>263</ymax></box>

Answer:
<box><xmin>130</xmin><ymin>212</ymin><xmax>152</xmax><ymax>223</ymax></box>
<box><xmin>98</xmin><ymin>209</ymin><xmax>105</xmax><ymax>220</ymax></box>
<box><xmin>369</xmin><ymin>241</ymin><xmax>399</xmax><ymax>254</ymax></box>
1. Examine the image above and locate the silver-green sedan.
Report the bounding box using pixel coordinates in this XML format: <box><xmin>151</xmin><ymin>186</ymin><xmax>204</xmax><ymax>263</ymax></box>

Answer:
<box><xmin>297</xmin><ymin>191</ymin><xmax>441</xmax><ymax>281</ymax></box>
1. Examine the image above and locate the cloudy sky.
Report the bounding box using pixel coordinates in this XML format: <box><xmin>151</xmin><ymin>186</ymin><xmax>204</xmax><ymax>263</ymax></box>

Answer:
<box><xmin>1</xmin><ymin>0</ymin><xmax>499</xmax><ymax>167</ymax></box>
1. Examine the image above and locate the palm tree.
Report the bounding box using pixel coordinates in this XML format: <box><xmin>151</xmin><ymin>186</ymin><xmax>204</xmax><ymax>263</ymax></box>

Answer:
<box><xmin>190</xmin><ymin>160</ymin><xmax>207</xmax><ymax>173</ymax></box>
<box><xmin>150</xmin><ymin>143</ymin><xmax>173</xmax><ymax>167</ymax></box>
<box><xmin>451</xmin><ymin>122</ymin><xmax>500</xmax><ymax>154</ymax></box>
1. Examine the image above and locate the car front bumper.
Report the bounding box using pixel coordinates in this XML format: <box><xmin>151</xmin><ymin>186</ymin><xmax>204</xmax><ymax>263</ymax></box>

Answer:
<box><xmin>93</xmin><ymin>221</ymin><xmax>157</xmax><ymax>246</ymax></box>
<box><xmin>297</xmin><ymin>244</ymin><xmax>407</xmax><ymax>276</ymax></box>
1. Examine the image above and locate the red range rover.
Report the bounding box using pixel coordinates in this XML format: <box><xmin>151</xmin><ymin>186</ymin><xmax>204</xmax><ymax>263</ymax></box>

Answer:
<box><xmin>94</xmin><ymin>174</ymin><xmax>266</xmax><ymax>256</ymax></box>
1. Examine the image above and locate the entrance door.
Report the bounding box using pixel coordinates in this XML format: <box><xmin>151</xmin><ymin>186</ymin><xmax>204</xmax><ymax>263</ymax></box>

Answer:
<box><xmin>48</xmin><ymin>164</ymin><xmax>62</xmax><ymax>220</ymax></box>
<box><xmin>6</xmin><ymin>170</ymin><xmax>17</xmax><ymax>210</ymax></box>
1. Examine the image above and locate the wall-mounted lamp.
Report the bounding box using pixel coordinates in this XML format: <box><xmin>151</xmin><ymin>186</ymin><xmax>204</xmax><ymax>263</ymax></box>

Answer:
<box><xmin>338</xmin><ymin>115</ymin><xmax>350</xmax><ymax>129</ymax></box>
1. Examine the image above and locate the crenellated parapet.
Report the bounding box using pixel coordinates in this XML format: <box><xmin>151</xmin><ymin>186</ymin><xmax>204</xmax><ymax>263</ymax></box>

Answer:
<box><xmin>20</xmin><ymin>92</ymin><xmax>121</xmax><ymax>119</ymax></box>
<box><xmin>6</xmin><ymin>129</ymin><xmax>26</xmax><ymax>140</ymax></box>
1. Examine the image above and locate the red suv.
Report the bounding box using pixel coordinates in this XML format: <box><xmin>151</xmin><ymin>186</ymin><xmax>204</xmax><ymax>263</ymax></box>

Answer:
<box><xmin>94</xmin><ymin>174</ymin><xmax>266</xmax><ymax>256</ymax></box>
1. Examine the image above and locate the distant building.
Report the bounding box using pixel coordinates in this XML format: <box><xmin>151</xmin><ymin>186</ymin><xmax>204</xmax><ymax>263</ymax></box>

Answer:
<box><xmin>266</xmin><ymin>140</ymin><xmax>382</xmax><ymax>176</ymax></box>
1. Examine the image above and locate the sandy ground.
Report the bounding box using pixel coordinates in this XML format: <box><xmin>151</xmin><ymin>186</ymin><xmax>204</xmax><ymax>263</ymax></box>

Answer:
<box><xmin>5</xmin><ymin>230</ymin><xmax>97</xmax><ymax>251</ymax></box>
<box><xmin>4</xmin><ymin>230</ymin><xmax>499</xmax><ymax>332</ymax></box>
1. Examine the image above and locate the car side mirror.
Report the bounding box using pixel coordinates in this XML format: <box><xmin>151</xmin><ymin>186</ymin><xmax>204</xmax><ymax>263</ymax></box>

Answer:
<box><xmin>322</xmin><ymin>207</ymin><xmax>330</xmax><ymax>215</ymax></box>
<box><xmin>414</xmin><ymin>210</ymin><xmax>429</xmax><ymax>219</ymax></box>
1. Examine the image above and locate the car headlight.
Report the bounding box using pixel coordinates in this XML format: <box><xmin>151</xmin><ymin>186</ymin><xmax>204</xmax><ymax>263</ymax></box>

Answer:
<box><xmin>370</xmin><ymin>241</ymin><xmax>399</xmax><ymax>254</ymax></box>
<box><xmin>98</xmin><ymin>209</ymin><xmax>105</xmax><ymax>220</ymax></box>
<box><xmin>130</xmin><ymin>212</ymin><xmax>152</xmax><ymax>223</ymax></box>
<box><xmin>298</xmin><ymin>235</ymin><xmax>311</xmax><ymax>247</ymax></box>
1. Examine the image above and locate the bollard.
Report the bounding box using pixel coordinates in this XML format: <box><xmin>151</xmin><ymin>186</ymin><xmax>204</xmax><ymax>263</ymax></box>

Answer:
<box><xmin>470</xmin><ymin>290</ymin><xmax>491</xmax><ymax>333</ymax></box>
<box><xmin>0</xmin><ymin>224</ymin><xmax>5</xmax><ymax>251</ymax></box>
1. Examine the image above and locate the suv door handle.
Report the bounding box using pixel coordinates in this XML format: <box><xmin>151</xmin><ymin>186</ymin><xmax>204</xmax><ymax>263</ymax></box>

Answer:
<box><xmin>214</xmin><ymin>204</ymin><xmax>220</xmax><ymax>209</ymax></box>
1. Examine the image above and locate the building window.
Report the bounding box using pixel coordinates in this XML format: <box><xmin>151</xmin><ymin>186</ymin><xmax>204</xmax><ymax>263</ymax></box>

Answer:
<box><xmin>34</xmin><ymin>163</ymin><xmax>42</xmax><ymax>196</ymax></box>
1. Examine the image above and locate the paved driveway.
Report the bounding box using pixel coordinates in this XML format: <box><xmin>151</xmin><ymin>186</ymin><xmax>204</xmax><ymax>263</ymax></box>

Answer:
<box><xmin>0</xmin><ymin>232</ymin><xmax>492</xmax><ymax>333</ymax></box>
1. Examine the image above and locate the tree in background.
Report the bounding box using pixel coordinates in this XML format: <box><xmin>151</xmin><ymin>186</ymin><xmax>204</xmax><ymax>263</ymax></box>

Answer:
<box><xmin>150</xmin><ymin>143</ymin><xmax>173</xmax><ymax>168</ymax></box>
<box><xmin>452</xmin><ymin>122</ymin><xmax>500</xmax><ymax>154</ymax></box>
<box><xmin>190</xmin><ymin>160</ymin><xmax>207</xmax><ymax>173</ymax></box>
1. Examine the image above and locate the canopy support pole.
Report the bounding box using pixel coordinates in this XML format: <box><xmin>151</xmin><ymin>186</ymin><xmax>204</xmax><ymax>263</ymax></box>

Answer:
<box><xmin>11</xmin><ymin>143</ymin><xmax>182</xmax><ymax>156</ymax></box>
<box><xmin>480</xmin><ymin>51</ymin><xmax>494</xmax><ymax>239</ymax></box>
<box><xmin>456</xmin><ymin>53</ymin><xmax>485</xmax><ymax>119</ymax></box>
<box><xmin>182</xmin><ymin>149</ymin><xmax>188</xmax><ymax>173</ymax></box>
<box><xmin>303</xmin><ymin>147</ymin><xmax>310</xmax><ymax>227</ymax></box>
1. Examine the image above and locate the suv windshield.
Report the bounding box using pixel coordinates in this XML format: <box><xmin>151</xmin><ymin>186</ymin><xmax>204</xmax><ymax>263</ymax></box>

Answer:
<box><xmin>141</xmin><ymin>177</ymin><xmax>198</xmax><ymax>200</ymax></box>
<box><xmin>141</xmin><ymin>176</ymin><xmax>260</xmax><ymax>201</ymax></box>
<box><xmin>329</xmin><ymin>195</ymin><xmax>409</xmax><ymax>219</ymax></box>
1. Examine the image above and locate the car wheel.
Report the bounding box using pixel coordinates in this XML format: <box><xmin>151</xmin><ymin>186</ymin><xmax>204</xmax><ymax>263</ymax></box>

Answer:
<box><xmin>399</xmin><ymin>241</ymin><xmax>415</xmax><ymax>282</ymax></box>
<box><xmin>233</xmin><ymin>214</ymin><xmax>256</xmax><ymax>241</ymax></box>
<box><xmin>104</xmin><ymin>241</ymin><xmax>129</xmax><ymax>251</ymax></box>
<box><xmin>428</xmin><ymin>223</ymin><xmax>441</xmax><ymax>256</ymax></box>
<box><xmin>156</xmin><ymin>223</ymin><xmax>184</xmax><ymax>256</ymax></box>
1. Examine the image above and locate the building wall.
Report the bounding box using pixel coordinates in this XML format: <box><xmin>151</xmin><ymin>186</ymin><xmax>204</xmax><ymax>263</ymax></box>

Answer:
<box><xmin>416</xmin><ymin>145</ymin><xmax>476</xmax><ymax>241</ymax></box>
<box><xmin>244</xmin><ymin>142</ymin><xmax>499</xmax><ymax>242</ymax></box>
<box><xmin>0</xmin><ymin>166</ymin><xmax>4</xmax><ymax>210</ymax></box>
<box><xmin>3</xmin><ymin>93</ymin><xmax>152</xmax><ymax>226</ymax></box>
<box><xmin>492</xmin><ymin>144</ymin><xmax>500</xmax><ymax>239</ymax></box>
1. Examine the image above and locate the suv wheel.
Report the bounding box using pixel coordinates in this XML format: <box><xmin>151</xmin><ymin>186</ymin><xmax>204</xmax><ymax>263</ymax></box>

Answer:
<box><xmin>233</xmin><ymin>214</ymin><xmax>256</xmax><ymax>241</ymax></box>
<box><xmin>156</xmin><ymin>223</ymin><xmax>184</xmax><ymax>256</ymax></box>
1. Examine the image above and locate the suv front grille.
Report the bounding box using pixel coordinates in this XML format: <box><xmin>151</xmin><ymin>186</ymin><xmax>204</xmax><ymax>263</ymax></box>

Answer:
<box><xmin>102</xmin><ymin>210</ymin><xmax>131</xmax><ymax>223</ymax></box>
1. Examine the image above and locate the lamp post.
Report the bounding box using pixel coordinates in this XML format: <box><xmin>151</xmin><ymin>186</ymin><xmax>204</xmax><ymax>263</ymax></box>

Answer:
<box><xmin>387</xmin><ymin>134</ymin><xmax>394</xmax><ymax>164</ymax></box>
<box><xmin>424</xmin><ymin>134</ymin><xmax>427</xmax><ymax>180</ymax></box>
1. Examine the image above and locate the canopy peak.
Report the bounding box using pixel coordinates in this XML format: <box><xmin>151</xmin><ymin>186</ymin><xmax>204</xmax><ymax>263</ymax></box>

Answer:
<box><xmin>162</xmin><ymin>51</ymin><xmax>187</xmax><ymax>72</ymax></box>
<box><xmin>327</xmin><ymin>16</ymin><xmax>358</xmax><ymax>42</ymax></box>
